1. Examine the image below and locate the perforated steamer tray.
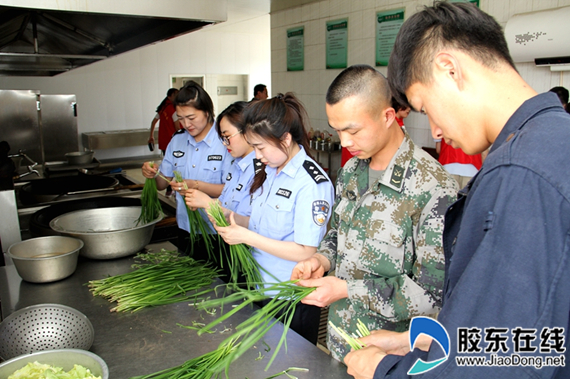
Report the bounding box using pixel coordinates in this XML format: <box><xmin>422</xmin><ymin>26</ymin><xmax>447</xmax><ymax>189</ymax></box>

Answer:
<box><xmin>0</xmin><ymin>304</ymin><xmax>95</xmax><ymax>361</ymax></box>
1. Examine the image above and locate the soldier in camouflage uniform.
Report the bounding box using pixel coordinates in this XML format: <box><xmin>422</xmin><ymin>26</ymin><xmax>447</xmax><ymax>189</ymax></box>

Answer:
<box><xmin>291</xmin><ymin>64</ymin><xmax>458</xmax><ymax>362</ymax></box>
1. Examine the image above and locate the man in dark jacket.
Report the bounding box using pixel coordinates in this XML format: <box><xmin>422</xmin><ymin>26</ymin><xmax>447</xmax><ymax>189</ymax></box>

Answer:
<box><xmin>344</xmin><ymin>2</ymin><xmax>570</xmax><ymax>378</ymax></box>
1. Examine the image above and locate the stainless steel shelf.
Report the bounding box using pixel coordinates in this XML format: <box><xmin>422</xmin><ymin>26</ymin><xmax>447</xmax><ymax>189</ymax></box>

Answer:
<box><xmin>82</xmin><ymin>129</ymin><xmax>158</xmax><ymax>150</ymax></box>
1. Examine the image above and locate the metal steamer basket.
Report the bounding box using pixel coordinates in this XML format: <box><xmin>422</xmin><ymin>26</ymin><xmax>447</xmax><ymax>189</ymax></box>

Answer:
<box><xmin>0</xmin><ymin>304</ymin><xmax>95</xmax><ymax>361</ymax></box>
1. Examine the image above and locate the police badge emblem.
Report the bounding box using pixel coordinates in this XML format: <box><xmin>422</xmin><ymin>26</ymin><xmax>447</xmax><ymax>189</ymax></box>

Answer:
<box><xmin>312</xmin><ymin>200</ymin><xmax>330</xmax><ymax>226</ymax></box>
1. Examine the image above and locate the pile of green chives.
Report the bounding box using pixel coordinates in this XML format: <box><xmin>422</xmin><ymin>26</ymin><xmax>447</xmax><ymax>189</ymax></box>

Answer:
<box><xmin>88</xmin><ymin>252</ymin><xmax>220</xmax><ymax>313</ymax></box>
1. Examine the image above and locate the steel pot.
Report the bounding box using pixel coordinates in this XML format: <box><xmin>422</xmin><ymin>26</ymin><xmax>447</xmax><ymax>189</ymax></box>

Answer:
<box><xmin>65</xmin><ymin>150</ymin><xmax>94</xmax><ymax>165</ymax></box>
<box><xmin>49</xmin><ymin>206</ymin><xmax>162</xmax><ymax>260</ymax></box>
<box><xmin>7</xmin><ymin>236</ymin><xmax>83</xmax><ymax>283</ymax></box>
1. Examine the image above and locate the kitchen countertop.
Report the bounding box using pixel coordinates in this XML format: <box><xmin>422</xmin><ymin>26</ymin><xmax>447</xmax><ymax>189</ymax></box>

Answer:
<box><xmin>0</xmin><ymin>254</ymin><xmax>351</xmax><ymax>379</ymax></box>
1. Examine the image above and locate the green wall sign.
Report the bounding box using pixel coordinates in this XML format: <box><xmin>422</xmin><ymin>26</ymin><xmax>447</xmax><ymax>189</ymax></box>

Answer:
<box><xmin>326</xmin><ymin>18</ymin><xmax>348</xmax><ymax>69</ymax></box>
<box><xmin>287</xmin><ymin>26</ymin><xmax>304</xmax><ymax>71</ymax></box>
<box><xmin>375</xmin><ymin>8</ymin><xmax>405</xmax><ymax>66</ymax></box>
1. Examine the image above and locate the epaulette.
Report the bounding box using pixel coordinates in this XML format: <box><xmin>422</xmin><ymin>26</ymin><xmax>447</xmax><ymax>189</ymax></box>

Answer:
<box><xmin>253</xmin><ymin>158</ymin><xmax>264</xmax><ymax>174</ymax></box>
<box><xmin>174</xmin><ymin>128</ymin><xmax>185</xmax><ymax>134</ymax></box>
<box><xmin>303</xmin><ymin>160</ymin><xmax>329</xmax><ymax>184</ymax></box>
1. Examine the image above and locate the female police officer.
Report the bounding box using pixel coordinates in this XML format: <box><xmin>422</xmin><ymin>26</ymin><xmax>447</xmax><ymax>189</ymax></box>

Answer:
<box><xmin>184</xmin><ymin>101</ymin><xmax>256</xmax><ymax>281</ymax></box>
<box><xmin>212</xmin><ymin>93</ymin><xmax>335</xmax><ymax>344</ymax></box>
<box><xmin>142</xmin><ymin>81</ymin><xmax>232</xmax><ymax>262</ymax></box>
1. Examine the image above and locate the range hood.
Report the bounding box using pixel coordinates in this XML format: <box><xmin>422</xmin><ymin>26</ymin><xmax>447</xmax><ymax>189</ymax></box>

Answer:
<box><xmin>0</xmin><ymin>0</ymin><xmax>227</xmax><ymax>76</ymax></box>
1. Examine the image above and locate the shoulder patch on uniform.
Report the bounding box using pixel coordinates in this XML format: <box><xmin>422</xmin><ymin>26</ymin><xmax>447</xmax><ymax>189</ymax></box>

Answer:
<box><xmin>389</xmin><ymin>164</ymin><xmax>405</xmax><ymax>188</ymax></box>
<box><xmin>312</xmin><ymin>200</ymin><xmax>330</xmax><ymax>226</ymax></box>
<box><xmin>175</xmin><ymin>129</ymin><xmax>185</xmax><ymax>134</ymax></box>
<box><xmin>303</xmin><ymin>160</ymin><xmax>329</xmax><ymax>184</ymax></box>
<box><xmin>173</xmin><ymin>150</ymin><xmax>185</xmax><ymax>158</ymax></box>
<box><xmin>226</xmin><ymin>173</ymin><xmax>232</xmax><ymax>181</ymax></box>
<box><xmin>253</xmin><ymin>159</ymin><xmax>264</xmax><ymax>174</ymax></box>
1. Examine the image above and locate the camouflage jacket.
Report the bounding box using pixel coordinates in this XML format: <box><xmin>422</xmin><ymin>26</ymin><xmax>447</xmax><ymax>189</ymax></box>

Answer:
<box><xmin>321</xmin><ymin>134</ymin><xmax>458</xmax><ymax>361</ymax></box>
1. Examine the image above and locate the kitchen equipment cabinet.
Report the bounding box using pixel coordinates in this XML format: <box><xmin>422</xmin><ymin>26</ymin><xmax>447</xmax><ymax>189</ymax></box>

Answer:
<box><xmin>0</xmin><ymin>90</ymin><xmax>78</xmax><ymax>166</ymax></box>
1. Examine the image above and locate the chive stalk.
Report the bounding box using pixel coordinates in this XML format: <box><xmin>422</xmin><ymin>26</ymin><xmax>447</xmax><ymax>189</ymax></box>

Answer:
<box><xmin>262</xmin><ymin>367</ymin><xmax>309</xmax><ymax>379</ymax></box>
<box><xmin>173</xmin><ymin>171</ymin><xmax>216</xmax><ymax>258</ymax></box>
<box><xmin>128</xmin><ymin>339</ymin><xmax>239</xmax><ymax>379</ymax></box>
<box><xmin>328</xmin><ymin>319</ymin><xmax>371</xmax><ymax>351</ymax></box>
<box><xmin>137</xmin><ymin>162</ymin><xmax>162</xmax><ymax>225</ymax></box>
<box><xmin>206</xmin><ymin>201</ymin><xmax>263</xmax><ymax>288</ymax></box>
<box><xmin>195</xmin><ymin>280</ymin><xmax>316</xmax><ymax>372</ymax></box>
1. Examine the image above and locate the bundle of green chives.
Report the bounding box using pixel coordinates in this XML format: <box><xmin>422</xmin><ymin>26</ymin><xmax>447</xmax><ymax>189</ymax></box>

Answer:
<box><xmin>137</xmin><ymin>162</ymin><xmax>163</xmax><ymax>225</ymax></box>
<box><xmin>88</xmin><ymin>254</ymin><xmax>220</xmax><ymax>313</ymax></box>
<box><xmin>206</xmin><ymin>201</ymin><xmax>263</xmax><ymax>288</ymax></box>
<box><xmin>195</xmin><ymin>280</ymin><xmax>316</xmax><ymax>372</ymax></box>
<box><xmin>173</xmin><ymin>171</ymin><xmax>216</xmax><ymax>258</ymax></box>
<box><xmin>128</xmin><ymin>339</ymin><xmax>239</xmax><ymax>379</ymax></box>
<box><xmin>328</xmin><ymin>319</ymin><xmax>371</xmax><ymax>351</ymax></box>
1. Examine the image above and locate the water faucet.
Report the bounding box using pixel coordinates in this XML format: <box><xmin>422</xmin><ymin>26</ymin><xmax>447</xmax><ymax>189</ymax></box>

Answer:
<box><xmin>9</xmin><ymin>150</ymin><xmax>40</xmax><ymax>180</ymax></box>
<box><xmin>17</xmin><ymin>163</ymin><xmax>40</xmax><ymax>179</ymax></box>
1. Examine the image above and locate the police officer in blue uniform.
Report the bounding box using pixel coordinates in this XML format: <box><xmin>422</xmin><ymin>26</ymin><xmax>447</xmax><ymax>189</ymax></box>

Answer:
<box><xmin>213</xmin><ymin>93</ymin><xmax>335</xmax><ymax>344</ymax></box>
<box><xmin>142</xmin><ymin>82</ymin><xmax>231</xmax><ymax>262</ymax></box>
<box><xmin>185</xmin><ymin>101</ymin><xmax>256</xmax><ymax>281</ymax></box>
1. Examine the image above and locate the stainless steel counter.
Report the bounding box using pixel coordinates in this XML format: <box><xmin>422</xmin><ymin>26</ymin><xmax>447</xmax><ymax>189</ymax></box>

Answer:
<box><xmin>0</xmin><ymin>255</ymin><xmax>351</xmax><ymax>379</ymax></box>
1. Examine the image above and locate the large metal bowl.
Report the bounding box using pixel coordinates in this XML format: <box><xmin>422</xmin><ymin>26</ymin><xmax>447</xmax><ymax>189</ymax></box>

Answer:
<box><xmin>0</xmin><ymin>349</ymin><xmax>108</xmax><ymax>379</ymax></box>
<box><xmin>49</xmin><ymin>206</ymin><xmax>162</xmax><ymax>260</ymax></box>
<box><xmin>7</xmin><ymin>236</ymin><xmax>83</xmax><ymax>283</ymax></box>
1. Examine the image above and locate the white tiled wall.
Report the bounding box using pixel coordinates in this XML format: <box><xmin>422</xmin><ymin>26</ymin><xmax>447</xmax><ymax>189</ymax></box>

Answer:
<box><xmin>0</xmin><ymin>15</ymin><xmax>271</xmax><ymax>160</ymax></box>
<box><xmin>271</xmin><ymin>0</ymin><xmax>570</xmax><ymax>150</ymax></box>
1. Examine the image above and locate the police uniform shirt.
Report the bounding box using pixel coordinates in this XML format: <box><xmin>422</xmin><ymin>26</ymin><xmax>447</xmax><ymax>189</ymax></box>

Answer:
<box><xmin>248</xmin><ymin>146</ymin><xmax>335</xmax><ymax>289</ymax></box>
<box><xmin>159</xmin><ymin>124</ymin><xmax>232</xmax><ymax>233</ymax></box>
<box><xmin>218</xmin><ymin>150</ymin><xmax>256</xmax><ymax>217</ymax></box>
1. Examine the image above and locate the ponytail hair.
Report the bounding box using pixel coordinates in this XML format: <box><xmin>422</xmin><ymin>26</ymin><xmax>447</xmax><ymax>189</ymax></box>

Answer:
<box><xmin>156</xmin><ymin>88</ymin><xmax>179</xmax><ymax>113</ymax></box>
<box><xmin>244</xmin><ymin>92</ymin><xmax>313</xmax><ymax>195</ymax></box>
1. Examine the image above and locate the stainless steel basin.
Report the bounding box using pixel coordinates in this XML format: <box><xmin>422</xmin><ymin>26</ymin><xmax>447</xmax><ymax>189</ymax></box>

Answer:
<box><xmin>49</xmin><ymin>206</ymin><xmax>162</xmax><ymax>260</ymax></box>
<box><xmin>7</xmin><ymin>236</ymin><xmax>83</xmax><ymax>283</ymax></box>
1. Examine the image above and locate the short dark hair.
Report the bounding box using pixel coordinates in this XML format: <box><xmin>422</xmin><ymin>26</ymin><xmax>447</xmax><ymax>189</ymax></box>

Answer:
<box><xmin>175</xmin><ymin>81</ymin><xmax>215</xmax><ymax>124</ymax></box>
<box><xmin>326</xmin><ymin>64</ymin><xmax>391</xmax><ymax>115</ymax></box>
<box><xmin>215</xmin><ymin>101</ymin><xmax>248</xmax><ymax>140</ymax></box>
<box><xmin>253</xmin><ymin>84</ymin><xmax>266</xmax><ymax>96</ymax></box>
<box><xmin>550</xmin><ymin>86</ymin><xmax>569</xmax><ymax>105</ymax></box>
<box><xmin>391</xmin><ymin>96</ymin><xmax>409</xmax><ymax>113</ymax></box>
<box><xmin>388</xmin><ymin>1</ymin><xmax>516</xmax><ymax>109</ymax></box>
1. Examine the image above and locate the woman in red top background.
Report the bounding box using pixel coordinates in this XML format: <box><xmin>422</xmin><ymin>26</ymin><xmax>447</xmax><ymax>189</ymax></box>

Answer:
<box><xmin>148</xmin><ymin>88</ymin><xmax>180</xmax><ymax>153</ymax></box>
